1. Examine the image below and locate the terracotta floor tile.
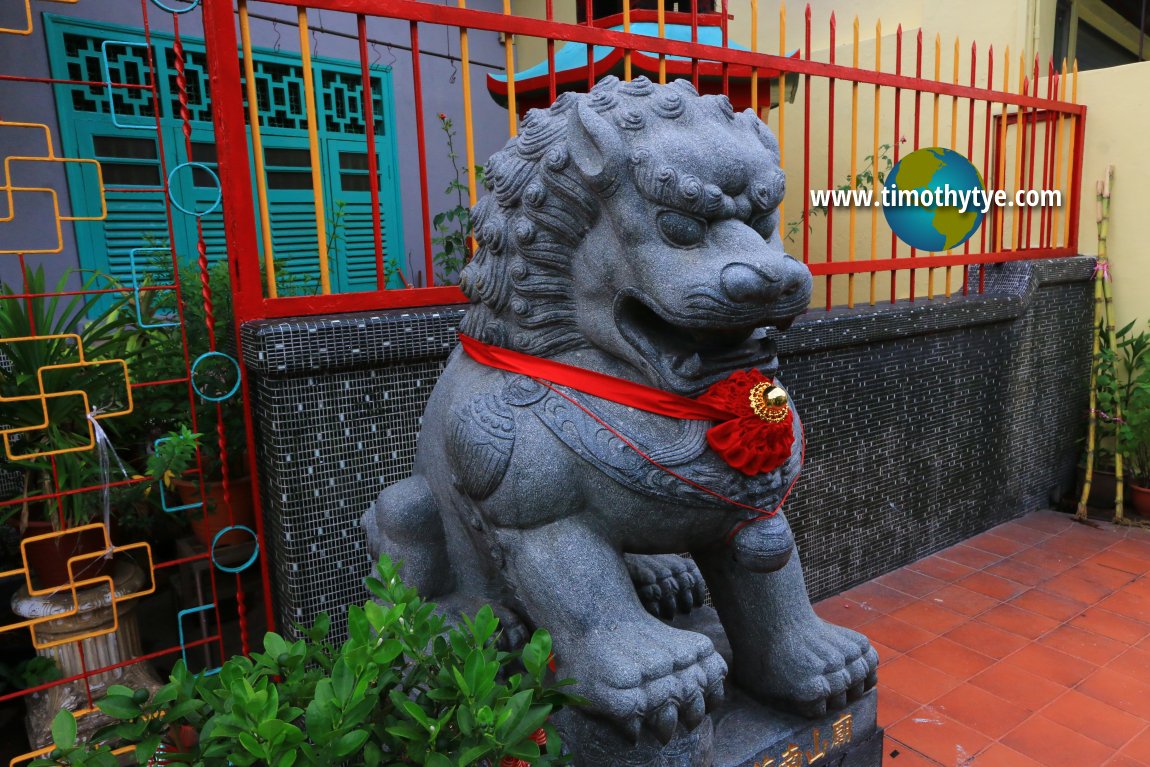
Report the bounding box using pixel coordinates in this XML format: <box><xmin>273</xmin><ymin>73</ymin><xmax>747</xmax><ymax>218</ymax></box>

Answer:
<box><xmin>882</xmin><ymin>739</ymin><xmax>943</xmax><ymax>767</ymax></box>
<box><xmin>874</xmin><ymin>569</ymin><xmax>948</xmax><ymax>599</ymax></box>
<box><xmin>944</xmin><ymin>621</ymin><xmax>1030</xmax><ymax>660</ymax></box>
<box><xmin>984</xmin><ymin>559</ymin><xmax>1055</xmax><ymax>587</ymax></box>
<box><xmin>971</xmin><ymin>743</ymin><xmax>1048</xmax><ymax>767</ymax></box>
<box><xmin>930</xmin><ymin>683</ymin><xmax>1030</xmax><ymax>739</ymax></box>
<box><xmin>969</xmin><ymin>662</ymin><xmax>1068</xmax><ymax>711</ymax></box>
<box><xmin>870</xmin><ymin>638</ymin><xmax>903</xmax><ymax>663</ymax></box>
<box><xmin>967</xmin><ymin>531</ymin><xmax>1030</xmax><ymax>557</ymax></box>
<box><xmin>1073</xmin><ymin>561</ymin><xmax>1139</xmax><ymax>589</ymax></box>
<box><xmin>1071</xmin><ymin>607</ymin><xmax>1150</xmax><ymax>644</ymax></box>
<box><xmin>926</xmin><ymin>584</ymin><xmax>999</xmax><ymax>617</ymax></box>
<box><xmin>907</xmin><ymin>637</ymin><xmax>996</xmax><ymax>680</ymax></box>
<box><xmin>1001</xmin><ymin>715</ymin><xmax>1114</xmax><ymax>767</ymax></box>
<box><xmin>889</xmin><ymin>602</ymin><xmax>968</xmax><ymax>635</ymax></box>
<box><xmin>815</xmin><ymin>595</ymin><xmax>879</xmax><ymax>629</ymax></box>
<box><xmin>1121</xmin><ymin>727</ymin><xmax>1150</xmax><ymax>765</ymax></box>
<box><xmin>1009</xmin><ymin>588</ymin><xmax>1087</xmax><ymax>621</ymax></box>
<box><xmin>1039</xmin><ymin>689</ymin><xmax>1148</xmax><ymax>749</ymax></box>
<box><xmin>993</xmin><ymin>521</ymin><xmax>1054</xmax><ymax>546</ymax></box>
<box><xmin>977</xmin><ymin>604</ymin><xmax>1060</xmax><ymax>640</ymax></box>
<box><xmin>877</xmin><ymin>688</ymin><xmax>922</xmax><ymax>728</ymax></box>
<box><xmin>1001</xmin><ymin>643</ymin><xmax>1098</xmax><ymax>686</ymax></box>
<box><xmin>906</xmin><ymin>555</ymin><xmax>976</xmax><ymax>584</ymax></box>
<box><xmin>959</xmin><ymin>572</ymin><xmax>1030</xmax><ymax>601</ymax></box>
<box><xmin>1113</xmin><ymin>538</ymin><xmax>1150</xmax><ymax>560</ymax></box>
<box><xmin>880</xmin><ymin>656</ymin><xmax>962</xmax><ymax>705</ymax></box>
<box><xmin>1042</xmin><ymin>570</ymin><xmax>1123</xmax><ymax>604</ymax></box>
<box><xmin>1039</xmin><ymin>536</ymin><xmax>1115</xmax><ymax>560</ymax></box>
<box><xmin>1013</xmin><ymin>512</ymin><xmax>1076</xmax><ymax>534</ymax></box>
<box><xmin>1091</xmin><ymin>550</ymin><xmax>1150</xmax><ymax>575</ymax></box>
<box><xmin>842</xmin><ymin>581</ymin><xmax>919</xmax><ymax>614</ymax></box>
<box><xmin>1040</xmin><ymin>624</ymin><xmax>1129</xmax><ymax>666</ymax></box>
<box><xmin>886</xmin><ymin>708</ymin><xmax>991</xmax><ymax>766</ymax></box>
<box><xmin>1078</xmin><ymin>666</ymin><xmax>1150</xmax><ymax>719</ymax></box>
<box><xmin>1100</xmin><ymin>589</ymin><xmax>1150</xmax><ymax>622</ymax></box>
<box><xmin>1010</xmin><ymin>546</ymin><xmax>1079</xmax><ymax>574</ymax></box>
<box><xmin>937</xmin><ymin>544</ymin><xmax>1002</xmax><ymax>570</ymax></box>
<box><xmin>1110</xmin><ymin>647</ymin><xmax>1150</xmax><ymax>687</ymax></box>
<box><xmin>1104</xmin><ymin>755</ymin><xmax>1148</xmax><ymax>767</ymax></box>
<box><xmin>864</xmin><ymin>615</ymin><xmax>939</xmax><ymax>654</ymax></box>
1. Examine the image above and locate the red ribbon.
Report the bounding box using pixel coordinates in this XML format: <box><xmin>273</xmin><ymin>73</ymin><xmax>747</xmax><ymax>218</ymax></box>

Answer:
<box><xmin>458</xmin><ymin>334</ymin><xmax>794</xmax><ymax>476</ymax></box>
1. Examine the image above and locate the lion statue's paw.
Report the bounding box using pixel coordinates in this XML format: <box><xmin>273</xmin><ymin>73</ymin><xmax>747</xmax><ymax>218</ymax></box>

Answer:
<box><xmin>571</xmin><ymin>618</ymin><xmax>726</xmax><ymax>744</ymax></box>
<box><xmin>747</xmin><ymin>620</ymin><xmax>878</xmax><ymax>718</ymax></box>
<box><xmin>624</xmin><ymin>553</ymin><xmax>708</xmax><ymax>619</ymax></box>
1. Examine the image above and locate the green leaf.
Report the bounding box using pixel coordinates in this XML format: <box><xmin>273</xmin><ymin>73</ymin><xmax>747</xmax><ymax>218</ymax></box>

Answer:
<box><xmin>459</xmin><ymin>744</ymin><xmax>491</xmax><ymax>766</ymax></box>
<box><xmin>425</xmin><ymin>754</ymin><xmax>452</xmax><ymax>767</ymax></box>
<box><xmin>50</xmin><ymin>709</ymin><xmax>77</xmax><ymax>750</ymax></box>
<box><xmin>333</xmin><ymin>729</ymin><xmax>370</xmax><ymax>758</ymax></box>
<box><xmin>96</xmin><ymin>694</ymin><xmax>143</xmax><ymax>720</ymax></box>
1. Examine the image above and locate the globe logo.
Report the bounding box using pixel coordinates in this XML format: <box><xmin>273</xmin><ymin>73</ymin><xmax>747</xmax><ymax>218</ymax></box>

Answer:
<box><xmin>882</xmin><ymin>147</ymin><xmax>986</xmax><ymax>252</ymax></box>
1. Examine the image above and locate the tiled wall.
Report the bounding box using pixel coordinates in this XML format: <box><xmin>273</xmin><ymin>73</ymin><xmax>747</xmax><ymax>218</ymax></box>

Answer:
<box><xmin>240</xmin><ymin>257</ymin><xmax>1094</xmax><ymax>639</ymax></box>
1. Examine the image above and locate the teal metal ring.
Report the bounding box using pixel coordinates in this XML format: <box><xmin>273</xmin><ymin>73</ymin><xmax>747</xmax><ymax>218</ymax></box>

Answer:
<box><xmin>211</xmin><ymin>526</ymin><xmax>259</xmax><ymax>573</ymax></box>
<box><xmin>190</xmin><ymin>351</ymin><xmax>241</xmax><ymax>402</ymax></box>
<box><xmin>167</xmin><ymin>162</ymin><xmax>221</xmax><ymax>218</ymax></box>
<box><xmin>149</xmin><ymin>0</ymin><xmax>201</xmax><ymax>14</ymax></box>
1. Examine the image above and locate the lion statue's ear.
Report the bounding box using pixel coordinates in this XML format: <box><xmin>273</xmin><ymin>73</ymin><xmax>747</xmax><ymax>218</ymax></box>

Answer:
<box><xmin>568</xmin><ymin>100</ymin><xmax>625</xmax><ymax>197</ymax></box>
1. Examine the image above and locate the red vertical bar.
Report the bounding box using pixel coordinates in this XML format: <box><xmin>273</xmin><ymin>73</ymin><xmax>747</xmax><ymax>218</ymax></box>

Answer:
<box><xmin>910</xmin><ymin>29</ymin><xmax>921</xmax><ymax>303</ymax></box>
<box><xmin>585</xmin><ymin>0</ymin><xmax>594</xmax><ymax>90</ymax></box>
<box><xmin>358</xmin><ymin>15</ymin><xmax>386</xmax><ymax>290</ymax></box>
<box><xmin>200</xmin><ymin>0</ymin><xmax>277</xmax><ymax>634</ymax></box>
<box><xmin>1039</xmin><ymin>60</ymin><xmax>1054</xmax><ymax>248</ymax></box>
<box><xmin>963</xmin><ymin>41</ymin><xmax>976</xmax><ymax>295</ymax></box>
<box><xmin>980</xmin><ymin>46</ymin><xmax>993</xmax><ymax>293</ymax></box>
<box><xmin>1067</xmin><ymin>109</ymin><xmax>1087</xmax><ymax>250</ymax></box>
<box><xmin>890</xmin><ymin>24</ymin><xmax>901</xmax><ymax>303</ymax></box>
<box><xmin>1024</xmin><ymin>56</ymin><xmax>1039</xmax><ymax>249</ymax></box>
<box><xmin>546</xmin><ymin>0</ymin><xmax>557</xmax><ymax>101</ymax></box>
<box><xmin>825</xmin><ymin>11</ymin><xmax>836</xmax><ymax>311</ymax></box>
<box><xmin>720</xmin><ymin>0</ymin><xmax>729</xmax><ymax>96</ymax></box>
<box><xmin>691</xmin><ymin>0</ymin><xmax>700</xmax><ymax>88</ymax></box>
<box><xmin>802</xmin><ymin>5</ymin><xmax>811</xmax><ymax>266</ymax></box>
<box><xmin>410</xmin><ymin>22</ymin><xmax>434</xmax><ymax>287</ymax></box>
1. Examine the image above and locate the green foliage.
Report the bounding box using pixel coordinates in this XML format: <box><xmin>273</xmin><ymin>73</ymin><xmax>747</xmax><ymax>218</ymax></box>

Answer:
<box><xmin>0</xmin><ymin>266</ymin><xmax>139</xmax><ymax>528</ymax></box>
<box><xmin>146</xmin><ymin>426</ymin><xmax>202</xmax><ymax>488</ymax></box>
<box><xmin>432</xmin><ymin>114</ymin><xmax>485</xmax><ymax>286</ymax></box>
<box><xmin>784</xmin><ymin>143</ymin><xmax>894</xmax><ymax>245</ymax></box>
<box><xmin>0</xmin><ymin>656</ymin><xmax>61</xmax><ymax>694</ymax></box>
<box><xmin>1096</xmin><ymin>320</ymin><xmax>1150</xmax><ymax>484</ymax></box>
<box><xmin>33</xmin><ymin>556</ymin><xmax>577</xmax><ymax>767</ymax></box>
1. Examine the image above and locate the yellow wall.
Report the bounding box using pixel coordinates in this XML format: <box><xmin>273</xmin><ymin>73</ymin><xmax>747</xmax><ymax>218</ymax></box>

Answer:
<box><xmin>1073</xmin><ymin>61</ymin><xmax>1150</xmax><ymax>331</ymax></box>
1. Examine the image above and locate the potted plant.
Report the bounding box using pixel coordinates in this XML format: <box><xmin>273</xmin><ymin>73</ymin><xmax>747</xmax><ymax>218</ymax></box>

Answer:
<box><xmin>147</xmin><ymin>425</ymin><xmax>254</xmax><ymax>549</ymax></box>
<box><xmin>1112</xmin><ymin>320</ymin><xmax>1150</xmax><ymax>515</ymax></box>
<box><xmin>0</xmin><ymin>266</ymin><xmax>143</xmax><ymax>588</ymax></box>
<box><xmin>33</xmin><ymin>556</ymin><xmax>577</xmax><ymax>767</ymax></box>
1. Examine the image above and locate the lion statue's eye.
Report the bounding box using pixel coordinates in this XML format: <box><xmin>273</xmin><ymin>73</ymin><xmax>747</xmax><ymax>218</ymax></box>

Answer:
<box><xmin>656</xmin><ymin>211</ymin><xmax>707</xmax><ymax>248</ymax></box>
<box><xmin>749</xmin><ymin>212</ymin><xmax>776</xmax><ymax>240</ymax></box>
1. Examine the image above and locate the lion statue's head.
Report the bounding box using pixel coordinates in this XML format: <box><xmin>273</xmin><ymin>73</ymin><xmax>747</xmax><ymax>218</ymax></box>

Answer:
<box><xmin>460</xmin><ymin>76</ymin><xmax>812</xmax><ymax>395</ymax></box>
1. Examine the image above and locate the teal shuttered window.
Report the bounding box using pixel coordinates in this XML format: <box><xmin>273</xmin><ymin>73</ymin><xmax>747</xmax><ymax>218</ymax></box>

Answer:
<box><xmin>45</xmin><ymin>15</ymin><xmax>405</xmax><ymax>294</ymax></box>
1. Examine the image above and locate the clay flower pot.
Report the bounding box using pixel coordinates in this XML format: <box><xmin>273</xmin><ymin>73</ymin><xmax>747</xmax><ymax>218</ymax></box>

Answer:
<box><xmin>171</xmin><ymin>477</ymin><xmax>256</xmax><ymax>549</ymax></box>
<box><xmin>21</xmin><ymin>521</ymin><xmax>115</xmax><ymax>591</ymax></box>
<box><xmin>1128</xmin><ymin>482</ymin><xmax>1150</xmax><ymax>518</ymax></box>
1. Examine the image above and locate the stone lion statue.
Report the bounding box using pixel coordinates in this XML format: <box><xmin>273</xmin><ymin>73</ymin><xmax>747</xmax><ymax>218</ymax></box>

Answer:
<box><xmin>362</xmin><ymin>76</ymin><xmax>877</xmax><ymax>756</ymax></box>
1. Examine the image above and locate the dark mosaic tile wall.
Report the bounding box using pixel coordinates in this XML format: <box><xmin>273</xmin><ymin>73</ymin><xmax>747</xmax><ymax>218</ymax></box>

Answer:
<box><xmin>241</xmin><ymin>257</ymin><xmax>1094</xmax><ymax>637</ymax></box>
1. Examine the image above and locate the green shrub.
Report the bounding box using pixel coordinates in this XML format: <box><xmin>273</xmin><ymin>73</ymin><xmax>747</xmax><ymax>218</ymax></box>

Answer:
<box><xmin>33</xmin><ymin>556</ymin><xmax>576</xmax><ymax>767</ymax></box>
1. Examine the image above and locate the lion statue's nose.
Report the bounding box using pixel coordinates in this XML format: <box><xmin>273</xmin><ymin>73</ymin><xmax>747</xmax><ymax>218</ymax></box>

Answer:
<box><xmin>720</xmin><ymin>260</ymin><xmax>809</xmax><ymax>305</ymax></box>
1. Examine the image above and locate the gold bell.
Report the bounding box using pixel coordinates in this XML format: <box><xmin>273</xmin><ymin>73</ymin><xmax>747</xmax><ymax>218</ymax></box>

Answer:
<box><xmin>749</xmin><ymin>381</ymin><xmax>789</xmax><ymax>423</ymax></box>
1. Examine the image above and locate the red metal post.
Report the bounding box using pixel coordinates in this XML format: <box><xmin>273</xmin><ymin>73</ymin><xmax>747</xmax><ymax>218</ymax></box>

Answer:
<box><xmin>359</xmin><ymin>14</ymin><xmax>388</xmax><ymax>290</ymax></box>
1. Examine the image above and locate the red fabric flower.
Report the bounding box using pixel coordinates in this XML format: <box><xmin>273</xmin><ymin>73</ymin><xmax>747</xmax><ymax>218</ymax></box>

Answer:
<box><xmin>695</xmin><ymin>369</ymin><xmax>794</xmax><ymax>476</ymax></box>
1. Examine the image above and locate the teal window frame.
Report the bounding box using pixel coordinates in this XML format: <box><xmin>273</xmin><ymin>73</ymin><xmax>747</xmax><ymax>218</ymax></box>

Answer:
<box><xmin>44</xmin><ymin>14</ymin><xmax>406</xmax><ymax>295</ymax></box>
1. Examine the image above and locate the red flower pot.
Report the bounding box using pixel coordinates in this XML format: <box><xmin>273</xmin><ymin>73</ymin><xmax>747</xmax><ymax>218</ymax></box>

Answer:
<box><xmin>21</xmin><ymin>522</ymin><xmax>115</xmax><ymax>591</ymax></box>
<box><xmin>171</xmin><ymin>477</ymin><xmax>256</xmax><ymax>549</ymax></box>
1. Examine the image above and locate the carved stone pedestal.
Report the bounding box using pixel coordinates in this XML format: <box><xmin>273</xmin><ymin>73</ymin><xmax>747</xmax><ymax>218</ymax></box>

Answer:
<box><xmin>10</xmin><ymin>560</ymin><xmax>163</xmax><ymax>747</ymax></box>
<box><xmin>554</xmin><ymin>608</ymin><xmax>883</xmax><ymax>767</ymax></box>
